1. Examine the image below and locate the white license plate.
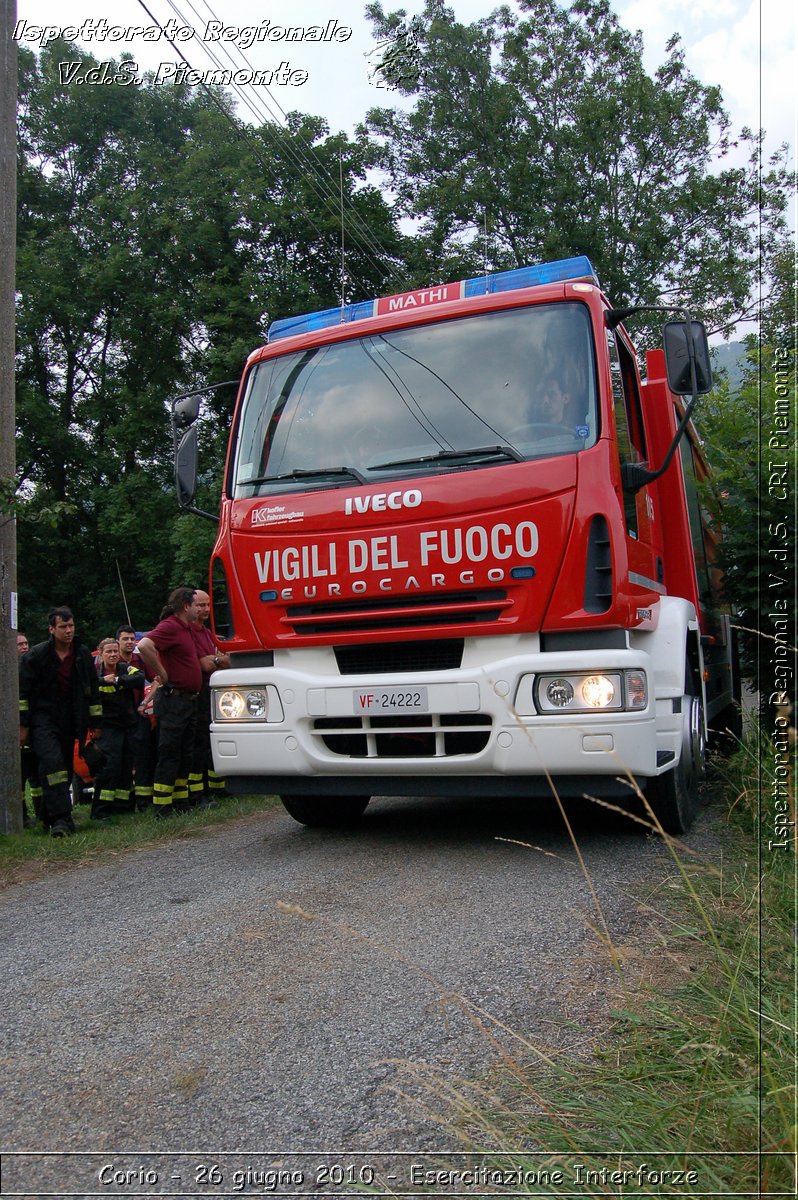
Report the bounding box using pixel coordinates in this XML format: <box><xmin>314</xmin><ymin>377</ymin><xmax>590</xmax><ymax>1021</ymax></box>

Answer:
<box><xmin>353</xmin><ymin>687</ymin><xmax>429</xmax><ymax>715</ymax></box>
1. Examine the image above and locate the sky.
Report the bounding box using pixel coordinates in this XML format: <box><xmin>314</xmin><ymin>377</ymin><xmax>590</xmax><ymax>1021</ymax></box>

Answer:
<box><xmin>13</xmin><ymin>0</ymin><xmax>797</xmax><ymax>170</ymax></box>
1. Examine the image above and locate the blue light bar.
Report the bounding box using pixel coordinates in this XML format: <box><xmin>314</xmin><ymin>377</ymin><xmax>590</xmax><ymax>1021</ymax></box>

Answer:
<box><xmin>268</xmin><ymin>255</ymin><xmax>598</xmax><ymax>342</ymax></box>
<box><xmin>463</xmin><ymin>256</ymin><xmax>596</xmax><ymax>297</ymax></box>
<box><xmin>268</xmin><ymin>299</ymin><xmax>375</xmax><ymax>341</ymax></box>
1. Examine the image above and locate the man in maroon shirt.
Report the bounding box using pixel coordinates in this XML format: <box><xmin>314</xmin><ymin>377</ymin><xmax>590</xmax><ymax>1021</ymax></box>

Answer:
<box><xmin>188</xmin><ymin>589</ymin><xmax>230</xmax><ymax>806</ymax></box>
<box><xmin>137</xmin><ymin>587</ymin><xmax>201</xmax><ymax>818</ymax></box>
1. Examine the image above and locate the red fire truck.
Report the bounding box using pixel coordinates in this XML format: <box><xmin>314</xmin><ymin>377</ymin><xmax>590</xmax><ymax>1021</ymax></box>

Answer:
<box><xmin>174</xmin><ymin>256</ymin><xmax>739</xmax><ymax>833</ymax></box>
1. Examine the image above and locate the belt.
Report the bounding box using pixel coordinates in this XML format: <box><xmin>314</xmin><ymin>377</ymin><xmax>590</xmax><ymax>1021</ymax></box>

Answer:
<box><xmin>163</xmin><ymin>685</ymin><xmax>199</xmax><ymax>700</ymax></box>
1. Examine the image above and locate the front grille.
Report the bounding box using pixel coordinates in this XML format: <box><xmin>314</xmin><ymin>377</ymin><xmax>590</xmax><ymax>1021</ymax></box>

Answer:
<box><xmin>312</xmin><ymin>713</ymin><xmax>491</xmax><ymax>759</ymax></box>
<box><xmin>284</xmin><ymin>590</ymin><xmax>510</xmax><ymax>635</ymax></box>
<box><xmin>334</xmin><ymin>639</ymin><xmax>464</xmax><ymax>675</ymax></box>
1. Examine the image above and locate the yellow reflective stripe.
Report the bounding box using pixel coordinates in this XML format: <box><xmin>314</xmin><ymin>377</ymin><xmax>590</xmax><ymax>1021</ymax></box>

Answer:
<box><xmin>135</xmin><ymin>785</ymin><xmax>154</xmax><ymax>798</ymax></box>
<box><xmin>153</xmin><ymin>782</ymin><xmax>173</xmax><ymax>806</ymax></box>
<box><xmin>114</xmin><ymin>789</ymin><xmax>130</xmax><ymax>801</ymax></box>
<box><xmin>89</xmin><ymin>705</ymin><xmax>103</xmax><ymax>716</ymax></box>
<box><xmin>173</xmin><ymin>779</ymin><xmax>189</xmax><ymax>802</ymax></box>
<box><xmin>99</xmin><ymin>789</ymin><xmax>115</xmax><ymax>803</ymax></box>
<box><xmin>46</xmin><ymin>771</ymin><xmax>69</xmax><ymax>786</ymax></box>
<box><xmin>20</xmin><ymin>699</ymin><xmax>29</xmax><ymax>712</ymax></box>
<box><xmin>99</xmin><ymin>685</ymin><xmax>115</xmax><ymax>693</ymax></box>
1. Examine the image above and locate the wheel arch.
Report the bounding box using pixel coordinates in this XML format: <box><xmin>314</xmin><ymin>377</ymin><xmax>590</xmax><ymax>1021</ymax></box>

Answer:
<box><xmin>646</xmin><ymin>597</ymin><xmax>703</xmax><ymax>697</ymax></box>
<box><xmin>643</xmin><ymin>597</ymin><xmax>708</xmax><ymax>744</ymax></box>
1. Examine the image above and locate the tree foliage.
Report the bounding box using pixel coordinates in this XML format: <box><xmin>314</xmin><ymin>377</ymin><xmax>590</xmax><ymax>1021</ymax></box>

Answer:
<box><xmin>698</xmin><ymin>248</ymin><xmax>797</xmax><ymax>697</ymax></box>
<box><xmin>14</xmin><ymin>43</ymin><xmax>399</xmax><ymax>641</ymax></box>
<box><xmin>362</xmin><ymin>0</ymin><xmax>791</xmax><ymax>339</ymax></box>
<box><xmin>699</xmin><ymin>359</ymin><xmax>796</xmax><ymax>697</ymax></box>
<box><xmin>13</xmin><ymin>12</ymin><xmax>794</xmax><ymax>670</ymax></box>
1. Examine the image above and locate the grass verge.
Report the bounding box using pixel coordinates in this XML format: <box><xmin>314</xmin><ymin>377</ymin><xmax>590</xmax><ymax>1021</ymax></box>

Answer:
<box><xmin>0</xmin><ymin>793</ymin><xmax>280</xmax><ymax>887</ymax></box>
<box><xmin>391</xmin><ymin>721</ymin><xmax>796</xmax><ymax>1196</ymax></box>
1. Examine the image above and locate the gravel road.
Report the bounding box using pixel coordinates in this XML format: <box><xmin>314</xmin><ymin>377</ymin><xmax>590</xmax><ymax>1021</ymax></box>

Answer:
<box><xmin>1</xmin><ymin>793</ymin><xmax>720</xmax><ymax>1198</ymax></box>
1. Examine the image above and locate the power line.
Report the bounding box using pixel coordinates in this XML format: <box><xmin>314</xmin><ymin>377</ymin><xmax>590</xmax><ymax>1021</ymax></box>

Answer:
<box><xmin>133</xmin><ymin>0</ymin><xmax>403</xmax><ymax>290</ymax></box>
<box><xmin>185</xmin><ymin>0</ymin><xmax>400</xmax><ymax>273</ymax></box>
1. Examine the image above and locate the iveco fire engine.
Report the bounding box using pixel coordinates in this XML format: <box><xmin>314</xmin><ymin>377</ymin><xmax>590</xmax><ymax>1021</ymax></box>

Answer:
<box><xmin>173</xmin><ymin>256</ymin><xmax>739</xmax><ymax>832</ymax></box>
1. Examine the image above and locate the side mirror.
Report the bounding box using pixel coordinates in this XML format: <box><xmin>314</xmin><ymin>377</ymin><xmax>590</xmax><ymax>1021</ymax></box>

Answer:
<box><xmin>173</xmin><ymin>394</ymin><xmax>201</xmax><ymax>430</ymax></box>
<box><xmin>663</xmin><ymin>320</ymin><xmax>713</xmax><ymax>395</ymax></box>
<box><xmin>175</xmin><ymin>426</ymin><xmax>198</xmax><ymax>508</ymax></box>
<box><xmin>169</xmin><ymin>379</ymin><xmax>236</xmax><ymax>523</ymax></box>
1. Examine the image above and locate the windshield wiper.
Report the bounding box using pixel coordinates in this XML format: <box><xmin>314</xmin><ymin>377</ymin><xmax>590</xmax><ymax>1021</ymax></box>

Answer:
<box><xmin>369</xmin><ymin>445</ymin><xmax>524</xmax><ymax>472</ymax></box>
<box><xmin>243</xmin><ymin>465</ymin><xmax>368</xmax><ymax>487</ymax></box>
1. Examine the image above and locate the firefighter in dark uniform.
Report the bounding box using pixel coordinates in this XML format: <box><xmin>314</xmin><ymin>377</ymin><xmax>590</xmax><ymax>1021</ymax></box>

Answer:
<box><xmin>91</xmin><ymin>637</ymin><xmax>144</xmax><ymax>821</ymax></box>
<box><xmin>19</xmin><ymin>606</ymin><xmax>103</xmax><ymax>837</ymax></box>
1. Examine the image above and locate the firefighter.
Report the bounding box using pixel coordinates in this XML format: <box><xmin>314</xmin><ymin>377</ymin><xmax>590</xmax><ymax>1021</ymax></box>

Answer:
<box><xmin>136</xmin><ymin>587</ymin><xmax>202</xmax><ymax>818</ymax></box>
<box><xmin>19</xmin><ymin>606</ymin><xmax>102</xmax><ymax>837</ymax></box>
<box><xmin>91</xmin><ymin>638</ymin><xmax>143</xmax><ymax>821</ymax></box>
<box><xmin>116</xmin><ymin>624</ymin><xmax>159</xmax><ymax>810</ymax></box>
<box><xmin>188</xmin><ymin>589</ymin><xmax>231</xmax><ymax>806</ymax></box>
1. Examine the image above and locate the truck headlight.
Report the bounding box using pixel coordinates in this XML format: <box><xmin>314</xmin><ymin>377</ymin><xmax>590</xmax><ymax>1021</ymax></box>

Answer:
<box><xmin>545</xmin><ymin>678</ymin><xmax>574</xmax><ymax>708</ymax></box>
<box><xmin>214</xmin><ymin>686</ymin><xmax>280</xmax><ymax>722</ymax></box>
<box><xmin>580</xmin><ymin>674</ymin><xmax>616</xmax><ymax>708</ymax></box>
<box><xmin>534</xmin><ymin>670</ymin><xmax>647</xmax><ymax>714</ymax></box>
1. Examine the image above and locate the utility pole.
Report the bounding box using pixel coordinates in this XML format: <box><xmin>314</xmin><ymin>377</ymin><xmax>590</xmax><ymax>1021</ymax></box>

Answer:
<box><xmin>0</xmin><ymin>0</ymin><xmax>21</xmax><ymax>833</ymax></box>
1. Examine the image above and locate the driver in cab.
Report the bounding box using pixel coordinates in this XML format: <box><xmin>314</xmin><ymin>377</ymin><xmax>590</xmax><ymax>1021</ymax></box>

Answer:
<box><xmin>536</xmin><ymin>366</ymin><xmax>588</xmax><ymax>433</ymax></box>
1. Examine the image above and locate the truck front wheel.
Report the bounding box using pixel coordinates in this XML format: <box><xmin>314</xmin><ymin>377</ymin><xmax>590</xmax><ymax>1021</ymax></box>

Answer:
<box><xmin>646</xmin><ymin>686</ymin><xmax>705</xmax><ymax>835</ymax></box>
<box><xmin>279</xmin><ymin>794</ymin><xmax>370</xmax><ymax>828</ymax></box>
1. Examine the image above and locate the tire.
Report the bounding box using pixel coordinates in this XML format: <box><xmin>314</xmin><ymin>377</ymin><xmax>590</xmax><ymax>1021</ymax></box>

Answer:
<box><xmin>711</xmin><ymin>701</ymin><xmax>743</xmax><ymax>748</ymax></box>
<box><xmin>709</xmin><ymin>630</ymin><xmax>744</xmax><ymax>750</ymax></box>
<box><xmin>647</xmin><ymin>680</ymin><xmax>706</xmax><ymax>835</ymax></box>
<box><xmin>279</xmin><ymin>794</ymin><xmax>370</xmax><ymax>828</ymax></box>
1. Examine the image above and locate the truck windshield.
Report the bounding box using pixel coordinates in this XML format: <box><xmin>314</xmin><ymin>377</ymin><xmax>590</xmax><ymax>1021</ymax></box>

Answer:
<box><xmin>232</xmin><ymin>301</ymin><xmax>597</xmax><ymax>496</ymax></box>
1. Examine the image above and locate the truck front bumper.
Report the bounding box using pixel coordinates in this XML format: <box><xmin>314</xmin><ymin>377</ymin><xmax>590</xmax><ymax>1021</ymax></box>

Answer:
<box><xmin>210</xmin><ymin>642</ymin><xmax>675</xmax><ymax>794</ymax></box>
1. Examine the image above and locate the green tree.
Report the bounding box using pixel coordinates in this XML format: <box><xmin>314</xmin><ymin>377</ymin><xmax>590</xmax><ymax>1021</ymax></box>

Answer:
<box><xmin>15</xmin><ymin>44</ymin><xmax>400</xmax><ymax>640</ymax></box>
<box><xmin>15</xmin><ymin>43</ymin><xmax>244</xmax><ymax>636</ymax></box>
<box><xmin>698</xmin><ymin>241</ymin><xmax>796</xmax><ymax>702</ymax></box>
<box><xmin>363</xmin><ymin>0</ymin><xmax>791</xmax><ymax>337</ymax></box>
<box><xmin>699</xmin><ymin>357</ymin><xmax>796</xmax><ymax>704</ymax></box>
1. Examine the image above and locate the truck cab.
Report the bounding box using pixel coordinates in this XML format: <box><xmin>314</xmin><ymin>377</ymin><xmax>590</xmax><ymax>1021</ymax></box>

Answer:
<box><xmin>174</xmin><ymin>257</ymin><xmax>736</xmax><ymax>833</ymax></box>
